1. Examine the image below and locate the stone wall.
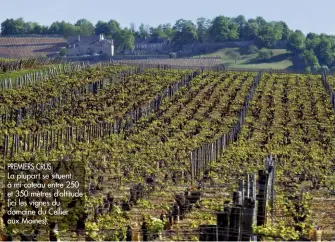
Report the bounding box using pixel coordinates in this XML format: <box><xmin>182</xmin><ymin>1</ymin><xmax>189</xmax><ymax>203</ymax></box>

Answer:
<box><xmin>64</xmin><ymin>54</ymin><xmax>169</xmax><ymax>63</ymax></box>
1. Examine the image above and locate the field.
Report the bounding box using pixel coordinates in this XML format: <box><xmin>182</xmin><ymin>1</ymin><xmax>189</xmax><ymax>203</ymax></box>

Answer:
<box><xmin>0</xmin><ymin>57</ymin><xmax>65</xmax><ymax>81</ymax></box>
<box><xmin>0</xmin><ymin>61</ymin><xmax>334</xmax><ymax>241</ymax></box>
<box><xmin>0</xmin><ymin>37</ymin><xmax>66</xmax><ymax>59</ymax></box>
<box><xmin>0</xmin><ymin>65</ymin><xmax>58</xmax><ymax>80</ymax></box>
<box><xmin>193</xmin><ymin>48</ymin><xmax>293</xmax><ymax>70</ymax></box>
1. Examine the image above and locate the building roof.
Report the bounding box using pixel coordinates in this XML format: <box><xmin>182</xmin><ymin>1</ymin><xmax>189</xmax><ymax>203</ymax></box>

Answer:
<box><xmin>135</xmin><ymin>37</ymin><xmax>167</xmax><ymax>45</ymax></box>
<box><xmin>94</xmin><ymin>39</ymin><xmax>113</xmax><ymax>46</ymax></box>
<box><xmin>68</xmin><ymin>35</ymin><xmax>99</xmax><ymax>44</ymax></box>
<box><xmin>67</xmin><ymin>34</ymin><xmax>112</xmax><ymax>45</ymax></box>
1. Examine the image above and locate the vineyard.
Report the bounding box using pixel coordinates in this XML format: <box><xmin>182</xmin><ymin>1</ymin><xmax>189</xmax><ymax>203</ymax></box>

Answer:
<box><xmin>0</xmin><ymin>37</ymin><xmax>66</xmax><ymax>46</ymax></box>
<box><xmin>0</xmin><ymin>37</ymin><xmax>66</xmax><ymax>59</ymax></box>
<box><xmin>0</xmin><ymin>62</ymin><xmax>334</xmax><ymax>241</ymax></box>
<box><xmin>0</xmin><ymin>57</ymin><xmax>66</xmax><ymax>74</ymax></box>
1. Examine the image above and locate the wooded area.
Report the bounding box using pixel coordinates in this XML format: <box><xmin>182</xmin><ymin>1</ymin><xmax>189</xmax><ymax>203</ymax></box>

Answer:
<box><xmin>1</xmin><ymin>16</ymin><xmax>335</xmax><ymax>71</ymax></box>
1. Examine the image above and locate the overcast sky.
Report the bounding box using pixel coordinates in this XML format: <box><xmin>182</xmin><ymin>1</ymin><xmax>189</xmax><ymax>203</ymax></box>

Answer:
<box><xmin>0</xmin><ymin>0</ymin><xmax>333</xmax><ymax>35</ymax></box>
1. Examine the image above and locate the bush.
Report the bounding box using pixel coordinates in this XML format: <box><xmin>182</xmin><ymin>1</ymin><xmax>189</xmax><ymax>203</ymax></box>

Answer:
<box><xmin>311</xmin><ymin>63</ymin><xmax>321</xmax><ymax>72</ymax></box>
<box><xmin>230</xmin><ymin>51</ymin><xmax>241</xmax><ymax>63</ymax></box>
<box><xmin>59</xmin><ymin>48</ymin><xmax>67</xmax><ymax>57</ymax></box>
<box><xmin>304</xmin><ymin>66</ymin><xmax>312</xmax><ymax>73</ymax></box>
<box><xmin>169</xmin><ymin>52</ymin><xmax>177</xmax><ymax>59</ymax></box>
<box><xmin>318</xmin><ymin>65</ymin><xmax>329</xmax><ymax>74</ymax></box>
<box><xmin>147</xmin><ymin>217</ymin><xmax>164</xmax><ymax>234</ymax></box>
<box><xmin>256</xmin><ymin>48</ymin><xmax>273</xmax><ymax>61</ymax></box>
<box><xmin>247</xmin><ymin>45</ymin><xmax>258</xmax><ymax>54</ymax></box>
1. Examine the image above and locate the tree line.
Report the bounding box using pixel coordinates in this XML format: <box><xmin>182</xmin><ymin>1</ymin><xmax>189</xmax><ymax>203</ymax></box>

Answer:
<box><xmin>1</xmin><ymin>16</ymin><xmax>335</xmax><ymax>71</ymax></box>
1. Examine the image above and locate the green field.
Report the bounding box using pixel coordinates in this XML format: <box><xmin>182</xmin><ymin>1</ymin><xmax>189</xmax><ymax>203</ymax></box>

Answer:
<box><xmin>193</xmin><ymin>48</ymin><xmax>293</xmax><ymax>70</ymax></box>
<box><xmin>0</xmin><ymin>65</ymin><xmax>57</xmax><ymax>80</ymax></box>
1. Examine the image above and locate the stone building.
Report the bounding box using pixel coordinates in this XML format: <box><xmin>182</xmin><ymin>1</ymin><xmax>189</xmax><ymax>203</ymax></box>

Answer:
<box><xmin>66</xmin><ymin>34</ymin><xmax>114</xmax><ymax>56</ymax></box>
<box><xmin>132</xmin><ymin>37</ymin><xmax>169</xmax><ymax>54</ymax></box>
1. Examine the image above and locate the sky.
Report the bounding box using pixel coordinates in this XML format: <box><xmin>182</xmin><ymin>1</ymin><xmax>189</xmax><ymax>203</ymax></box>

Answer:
<box><xmin>0</xmin><ymin>0</ymin><xmax>333</xmax><ymax>35</ymax></box>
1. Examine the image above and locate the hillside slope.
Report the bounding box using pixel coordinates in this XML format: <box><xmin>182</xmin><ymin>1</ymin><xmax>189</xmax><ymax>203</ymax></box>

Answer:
<box><xmin>193</xmin><ymin>47</ymin><xmax>293</xmax><ymax>70</ymax></box>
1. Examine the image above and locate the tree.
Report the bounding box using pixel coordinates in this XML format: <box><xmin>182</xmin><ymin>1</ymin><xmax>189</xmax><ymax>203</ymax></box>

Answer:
<box><xmin>256</xmin><ymin>48</ymin><xmax>273</xmax><ymax>60</ymax></box>
<box><xmin>150</xmin><ymin>25</ymin><xmax>165</xmax><ymax>38</ymax></box>
<box><xmin>227</xmin><ymin>21</ymin><xmax>239</xmax><ymax>40</ymax></box>
<box><xmin>305</xmin><ymin>33</ymin><xmax>321</xmax><ymax>49</ymax></box>
<box><xmin>233</xmin><ymin>15</ymin><xmax>247</xmax><ymax>28</ymax></box>
<box><xmin>75</xmin><ymin>19</ymin><xmax>89</xmax><ymax>26</ymax></box>
<box><xmin>306</xmin><ymin>32</ymin><xmax>318</xmax><ymax>39</ymax></box>
<box><xmin>1</xmin><ymin>18</ymin><xmax>25</xmax><ymax>35</ymax></box>
<box><xmin>312</xmin><ymin>63</ymin><xmax>321</xmax><ymax>71</ymax></box>
<box><xmin>241</xmin><ymin>21</ymin><xmax>259</xmax><ymax>41</ymax></box>
<box><xmin>1</xmin><ymin>19</ymin><xmax>16</xmax><ymax>35</ymax></box>
<box><xmin>169</xmin><ymin>52</ymin><xmax>177</xmax><ymax>59</ymax></box>
<box><xmin>230</xmin><ymin>51</ymin><xmax>240</xmax><ymax>63</ymax></box>
<box><xmin>278</xmin><ymin>21</ymin><xmax>292</xmax><ymax>40</ymax></box>
<box><xmin>208</xmin><ymin>16</ymin><xmax>231</xmax><ymax>42</ymax></box>
<box><xmin>107</xmin><ymin>19</ymin><xmax>121</xmax><ymax>37</ymax></box>
<box><xmin>196</xmin><ymin>17</ymin><xmax>211</xmax><ymax>43</ymax></box>
<box><xmin>247</xmin><ymin>45</ymin><xmax>258</xmax><ymax>54</ymax></box>
<box><xmin>149</xmin><ymin>24</ymin><xmax>174</xmax><ymax>40</ymax></box>
<box><xmin>232</xmin><ymin>15</ymin><xmax>247</xmax><ymax>40</ymax></box>
<box><xmin>272</xmin><ymin>22</ymin><xmax>284</xmax><ymax>40</ymax></box>
<box><xmin>255</xmin><ymin>23</ymin><xmax>282</xmax><ymax>48</ymax></box>
<box><xmin>299</xmin><ymin>49</ymin><xmax>319</xmax><ymax>68</ymax></box>
<box><xmin>314</xmin><ymin>36</ymin><xmax>334</xmax><ymax>66</ymax></box>
<box><xmin>130</xmin><ymin>23</ymin><xmax>136</xmax><ymax>33</ymax></box>
<box><xmin>318</xmin><ymin>65</ymin><xmax>329</xmax><ymax>74</ymax></box>
<box><xmin>304</xmin><ymin>66</ymin><xmax>312</xmax><ymax>73</ymax></box>
<box><xmin>48</xmin><ymin>21</ymin><xmax>63</xmax><ymax>34</ymax></box>
<box><xmin>172</xmin><ymin>19</ymin><xmax>198</xmax><ymax>47</ymax></box>
<box><xmin>162</xmin><ymin>24</ymin><xmax>174</xmax><ymax>40</ymax></box>
<box><xmin>62</xmin><ymin>23</ymin><xmax>79</xmax><ymax>37</ymax></box>
<box><xmin>114</xmin><ymin>28</ymin><xmax>135</xmax><ymax>53</ymax></box>
<box><xmin>24</xmin><ymin>22</ymin><xmax>37</xmax><ymax>34</ymax></box>
<box><xmin>255</xmin><ymin>16</ymin><xmax>267</xmax><ymax>27</ymax></box>
<box><xmin>32</xmin><ymin>24</ymin><xmax>43</xmax><ymax>34</ymax></box>
<box><xmin>287</xmin><ymin>30</ymin><xmax>306</xmax><ymax>54</ymax></box>
<box><xmin>95</xmin><ymin>19</ymin><xmax>121</xmax><ymax>38</ymax></box>
<box><xmin>95</xmin><ymin>20</ymin><xmax>133</xmax><ymax>54</ymax></box>
<box><xmin>95</xmin><ymin>21</ymin><xmax>111</xmax><ymax>36</ymax></box>
<box><xmin>138</xmin><ymin>23</ymin><xmax>150</xmax><ymax>38</ymax></box>
<box><xmin>48</xmin><ymin>21</ymin><xmax>78</xmax><ymax>36</ymax></box>
<box><xmin>41</xmin><ymin>26</ymin><xmax>49</xmax><ymax>34</ymax></box>
<box><xmin>59</xmin><ymin>48</ymin><xmax>67</xmax><ymax>56</ymax></box>
<box><xmin>75</xmin><ymin>19</ymin><xmax>94</xmax><ymax>36</ymax></box>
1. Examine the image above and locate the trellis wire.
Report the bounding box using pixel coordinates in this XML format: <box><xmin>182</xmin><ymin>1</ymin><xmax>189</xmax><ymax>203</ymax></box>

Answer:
<box><xmin>190</xmin><ymin>71</ymin><xmax>263</xmax><ymax>181</ymax></box>
<box><xmin>0</xmin><ymin>67</ymin><xmax>141</xmax><ymax>125</ymax></box>
<box><xmin>321</xmin><ymin>73</ymin><xmax>335</xmax><ymax>110</ymax></box>
<box><xmin>0</xmin><ymin>61</ymin><xmax>90</xmax><ymax>90</ymax></box>
<box><xmin>2</xmin><ymin>70</ymin><xmax>201</xmax><ymax>157</ymax></box>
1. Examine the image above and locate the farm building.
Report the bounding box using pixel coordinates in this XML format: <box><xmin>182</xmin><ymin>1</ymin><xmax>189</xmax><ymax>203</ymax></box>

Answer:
<box><xmin>66</xmin><ymin>34</ymin><xmax>114</xmax><ymax>56</ymax></box>
<box><xmin>0</xmin><ymin>35</ymin><xmax>66</xmax><ymax>58</ymax></box>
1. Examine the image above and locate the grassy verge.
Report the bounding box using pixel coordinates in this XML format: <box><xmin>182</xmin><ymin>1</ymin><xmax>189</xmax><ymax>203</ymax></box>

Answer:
<box><xmin>193</xmin><ymin>47</ymin><xmax>293</xmax><ymax>70</ymax></box>
<box><xmin>0</xmin><ymin>65</ymin><xmax>57</xmax><ymax>80</ymax></box>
